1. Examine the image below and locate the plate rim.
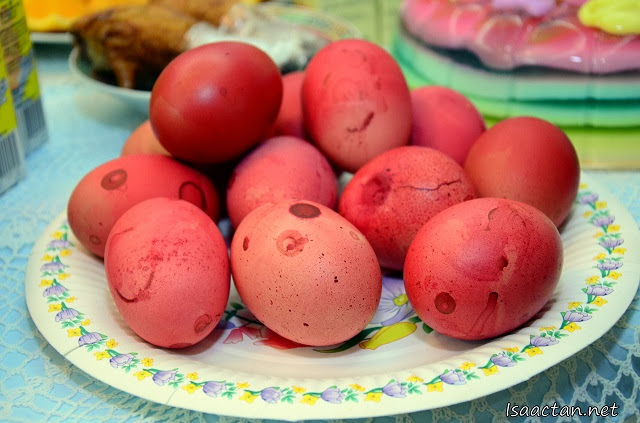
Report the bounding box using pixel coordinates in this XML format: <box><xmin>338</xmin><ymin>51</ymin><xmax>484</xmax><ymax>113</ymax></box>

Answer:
<box><xmin>25</xmin><ymin>174</ymin><xmax>640</xmax><ymax>420</ymax></box>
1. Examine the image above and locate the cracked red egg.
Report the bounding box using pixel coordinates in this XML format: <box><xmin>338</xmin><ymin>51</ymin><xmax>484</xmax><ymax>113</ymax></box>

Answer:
<box><xmin>339</xmin><ymin>146</ymin><xmax>476</xmax><ymax>270</ymax></box>
<box><xmin>404</xmin><ymin>198</ymin><xmax>563</xmax><ymax>340</ymax></box>
<box><xmin>104</xmin><ymin>198</ymin><xmax>230</xmax><ymax>348</ymax></box>
<box><xmin>67</xmin><ymin>154</ymin><xmax>220</xmax><ymax>257</ymax></box>
<box><xmin>230</xmin><ymin>199</ymin><xmax>382</xmax><ymax>346</ymax></box>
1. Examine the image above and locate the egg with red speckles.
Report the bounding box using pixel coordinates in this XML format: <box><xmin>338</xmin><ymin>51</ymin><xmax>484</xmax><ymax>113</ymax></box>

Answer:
<box><xmin>104</xmin><ymin>197</ymin><xmax>230</xmax><ymax>348</ymax></box>
<box><xmin>339</xmin><ymin>146</ymin><xmax>476</xmax><ymax>271</ymax></box>
<box><xmin>230</xmin><ymin>199</ymin><xmax>382</xmax><ymax>346</ymax></box>
<box><xmin>67</xmin><ymin>154</ymin><xmax>220</xmax><ymax>257</ymax></box>
<box><xmin>404</xmin><ymin>198</ymin><xmax>563</xmax><ymax>341</ymax></box>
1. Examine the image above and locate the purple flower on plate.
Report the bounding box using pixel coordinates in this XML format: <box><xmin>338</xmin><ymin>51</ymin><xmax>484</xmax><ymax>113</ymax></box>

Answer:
<box><xmin>579</xmin><ymin>193</ymin><xmax>599</xmax><ymax>205</ymax></box>
<box><xmin>440</xmin><ymin>371</ymin><xmax>466</xmax><ymax>385</ymax></box>
<box><xmin>596</xmin><ymin>260</ymin><xmax>623</xmax><ymax>272</ymax></box>
<box><xmin>563</xmin><ymin>311</ymin><xmax>592</xmax><ymax>323</ymax></box>
<box><xmin>592</xmin><ymin>215</ymin><xmax>615</xmax><ymax>228</ymax></box>
<box><xmin>78</xmin><ymin>332</ymin><xmax>103</xmax><ymax>346</ymax></box>
<box><xmin>41</xmin><ymin>262</ymin><xmax>65</xmax><ymax>273</ymax></box>
<box><xmin>110</xmin><ymin>353</ymin><xmax>134</xmax><ymax>368</ymax></box>
<box><xmin>215</xmin><ymin>320</ymin><xmax>236</xmax><ymax>330</ymax></box>
<box><xmin>153</xmin><ymin>370</ymin><xmax>177</xmax><ymax>386</ymax></box>
<box><xmin>43</xmin><ymin>285</ymin><xmax>67</xmax><ymax>297</ymax></box>
<box><xmin>530</xmin><ymin>336</ymin><xmax>558</xmax><ymax>347</ymax></box>
<box><xmin>370</xmin><ymin>275</ymin><xmax>414</xmax><ymax>326</ymax></box>
<box><xmin>585</xmin><ymin>286</ymin><xmax>614</xmax><ymax>296</ymax></box>
<box><xmin>203</xmin><ymin>381</ymin><xmax>225</xmax><ymax>398</ymax></box>
<box><xmin>321</xmin><ymin>388</ymin><xmax>344</xmax><ymax>404</ymax></box>
<box><xmin>55</xmin><ymin>308</ymin><xmax>79</xmax><ymax>322</ymax></box>
<box><xmin>599</xmin><ymin>237</ymin><xmax>624</xmax><ymax>250</ymax></box>
<box><xmin>260</xmin><ymin>387</ymin><xmax>281</xmax><ymax>404</ymax></box>
<box><xmin>491</xmin><ymin>0</ymin><xmax>556</xmax><ymax>17</ymax></box>
<box><xmin>48</xmin><ymin>239</ymin><xmax>71</xmax><ymax>249</ymax></box>
<box><xmin>382</xmin><ymin>381</ymin><xmax>407</xmax><ymax>398</ymax></box>
<box><xmin>491</xmin><ymin>353</ymin><xmax>516</xmax><ymax>367</ymax></box>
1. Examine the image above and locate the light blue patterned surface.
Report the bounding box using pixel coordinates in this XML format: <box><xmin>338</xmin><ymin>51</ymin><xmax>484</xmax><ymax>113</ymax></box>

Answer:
<box><xmin>0</xmin><ymin>44</ymin><xmax>638</xmax><ymax>423</ymax></box>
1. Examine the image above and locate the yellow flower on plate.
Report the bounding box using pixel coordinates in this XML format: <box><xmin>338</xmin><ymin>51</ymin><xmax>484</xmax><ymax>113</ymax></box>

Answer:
<box><xmin>292</xmin><ymin>386</ymin><xmax>306</xmax><ymax>394</ymax></box>
<box><xmin>67</xmin><ymin>297</ymin><xmax>77</xmax><ymax>303</ymax></box>
<box><xmin>407</xmin><ymin>375</ymin><xmax>424</xmax><ymax>383</ymax></box>
<box><xmin>67</xmin><ymin>328</ymin><xmax>81</xmax><ymax>338</ymax></box>
<box><xmin>593</xmin><ymin>231</ymin><xmax>605</xmax><ymax>238</ymax></box>
<box><xmin>613</xmin><ymin>247</ymin><xmax>627</xmax><ymax>255</ymax></box>
<box><xmin>609</xmin><ymin>225</ymin><xmax>621</xmax><ymax>233</ymax></box>
<box><xmin>595</xmin><ymin>201</ymin><xmax>608</xmax><ymax>210</ymax></box>
<box><xmin>52</xmin><ymin>231</ymin><xmax>64</xmax><ymax>239</ymax></box>
<box><xmin>459</xmin><ymin>362</ymin><xmax>476</xmax><ymax>371</ymax></box>
<box><xmin>94</xmin><ymin>351</ymin><xmax>110</xmax><ymax>360</ymax></box>
<box><xmin>186</xmin><ymin>372</ymin><xmax>198</xmax><ymax>381</ymax></box>
<box><xmin>106</xmin><ymin>339</ymin><xmax>118</xmax><ymax>348</ymax></box>
<box><xmin>592</xmin><ymin>297</ymin><xmax>608</xmax><ymax>307</ymax></box>
<box><xmin>182</xmin><ymin>383</ymin><xmax>200</xmax><ymax>394</ymax></box>
<box><xmin>301</xmin><ymin>395</ymin><xmax>319</xmax><ymax>405</ymax></box>
<box><xmin>349</xmin><ymin>384</ymin><xmax>365</xmax><ymax>392</ymax></box>
<box><xmin>58</xmin><ymin>273</ymin><xmax>70</xmax><ymax>280</ymax></box>
<box><xmin>41</xmin><ymin>254</ymin><xmax>54</xmax><ymax>261</ymax></box>
<box><xmin>60</xmin><ymin>249</ymin><xmax>72</xmax><ymax>257</ymax></box>
<box><xmin>427</xmin><ymin>382</ymin><xmax>443</xmax><ymax>392</ymax></box>
<box><xmin>237</xmin><ymin>382</ymin><xmax>250</xmax><ymax>389</ymax></box>
<box><xmin>579</xmin><ymin>183</ymin><xmax>588</xmax><ymax>189</ymax></box>
<box><xmin>583</xmin><ymin>211</ymin><xmax>593</xmax><ymax>218</ymax></box>
<box><xmin>483</xmin><ymin>366</ymin><xmax>499</xmax><ymax>376</ymax></box>
<box><xmin>365</xmin><ymin>392</ymin><xmax>382</xmax><ymax>402</ymax></box>
<box><xmin>593</xmin><ymin>253</ymin><xmax>607</xmax><ymax>261</ymax></box>
<box><xmin>568</xmin><ymin>302</ymin><xmax>582</xmax><ymax>309</ymax></box>
<box><xmin>565</xmin><ymin>323</ymin><xmax>581</xmax><ymax>333</ymax></box>
<box><xmin>141</xmin><ymin>358</ymin><xmax>154</xmax><ymax>367</ymax></box>
<box><xmin>585</xmin><ymin>276</ymin><xmax>600</xmax><ymax>285</ymax></box>
<box><xmin>609</xmin><ymin>271</ymin><xmax>622</xmax><ymax>280</ymax></box>
<box><xmin>48</xmin><ymin>304</ymin><xmax>62</xmax><ymax>312</ymax></box>
<box><xmin>82</xmin><ymin>319</ymin><xmax>90</xmax><ymax>326</ymax></box>
<box><xmin>39</xmin><ymin>279</ymin><xmax>53</xmax><ymax>287</ymax></box>
<box><xmin>538</xmin><ymin>327</ymin><xmax>556</xmax><ymax>332</ymax></box>
<box><xmin>239</xmin><ymin>392</ymin><xmax>258</xmax><ymax>404</ymax></box>
<box><xmin>134</xmin><ymin>370</ymin><xmax>152</xmax><ymax>381</ymax></box>
<box><xmin>525</xmin><ymin>347</ymin><xmax>543</xmax><ymax>357</ymax></box>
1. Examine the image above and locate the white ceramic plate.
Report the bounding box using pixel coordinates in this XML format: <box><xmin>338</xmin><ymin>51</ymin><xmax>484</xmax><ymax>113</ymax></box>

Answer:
<box><xmin>25</xmin><ymin>175</ymin><xmax>640</xmax><ymax>420</ymax></box>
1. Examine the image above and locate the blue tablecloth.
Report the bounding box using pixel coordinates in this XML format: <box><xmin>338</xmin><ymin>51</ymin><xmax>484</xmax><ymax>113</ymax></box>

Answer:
<box><xmin>0</xmin><ymin>43</ymin><xmax>638</xmax><ymax>422</ymax></box>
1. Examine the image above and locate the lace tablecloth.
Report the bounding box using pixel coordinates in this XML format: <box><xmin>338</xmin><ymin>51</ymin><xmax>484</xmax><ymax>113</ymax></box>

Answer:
<box><xmin>1</xmin><ymin>44</ymin><xmax>638</xmax><ymax>422</ymax></box>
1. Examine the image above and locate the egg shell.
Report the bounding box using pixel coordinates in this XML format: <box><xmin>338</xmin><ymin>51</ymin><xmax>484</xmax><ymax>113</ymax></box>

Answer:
<box><xmin>410</xmin><ymin>86</ymin><xmax>485</xmax><ymax>165</ymax></box>
<box><xmin>404</xmin><ymin>198</ymin><xmax>563</xmax><ymax>340</ymax></box>
<box><xmin>226</xmin><ymin>136</ymin><xmax>338</xmax><ymax>228</ymax></box>
<box><xmin>230</xmin><ymin>199</ymin><xmax>382</xmax><ymax>346</ymax></box>
<box><xmin>339</xmin><ymin>146</ymin><xmax>476</xmax><ymax>270</ymax></box>
<box><xmin>463</xmin><ymin>116</ymin><xmax>580</xmax><ymax>226</ymax></box>
<box><xmin>105</xmin><ymin>198</ymin><xmax>230</xmax><ymax>348</ymax></box>
<box><xmin>67</xmin><ymin>154</ymin><xmax>220</xmax><ymax>257</ymax></box>
<box><xmin>271</xmin><ymin>71</ymin><xmax>306</xmax><ymax>138</ymax></box>
<box><xmin>120</xmin><ymin>120</ymin><xmax>170</xmax><ymax>156</ymax></box>
<box><xmin>302</xmin><ymin>39</ymin><xmax>412</xmax><ymax>172</ymax></box>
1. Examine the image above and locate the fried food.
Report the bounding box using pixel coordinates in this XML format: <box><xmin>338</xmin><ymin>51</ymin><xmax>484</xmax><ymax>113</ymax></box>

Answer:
<box><xmin>71</xmin><ymin>4</ymin><xmax>197</xmax><ymax>89</ymax></box>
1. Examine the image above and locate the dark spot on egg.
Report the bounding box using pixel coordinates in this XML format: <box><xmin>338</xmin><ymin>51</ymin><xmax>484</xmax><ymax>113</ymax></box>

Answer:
<box><xmin>435</xmin><ymin>292</ymin><xmax>456</xmax><ymax>314</ymax></box>
<box><xmin>289</xmin><ymin>203</ymin><xmax>321</xmax><ymax>219</ymax></box>
<box><xmin>194</xmin><ymin>314</ymin><xmax>213</xmax><ymax>333</ymax></box>
<box><xmin>179</xmin><ymin>181</ymin><xmax>206</xmax><ymax>211</ymax></box>
<box><xmin>276</xmin><ymin>230</ymin><xmax>309</xmax><ymax>256</ymax></box>
<box><xmin>101</xmin><ymin>169</ymin><xmax>127</xmax><ymax>190</ymax></box>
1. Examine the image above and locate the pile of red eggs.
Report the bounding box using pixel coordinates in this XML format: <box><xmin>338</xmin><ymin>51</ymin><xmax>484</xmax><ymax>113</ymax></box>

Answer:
<box><xmin>67</xmin><ymin>39</ymin><xmax>580</xmax><ymax>349</ymax></box>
